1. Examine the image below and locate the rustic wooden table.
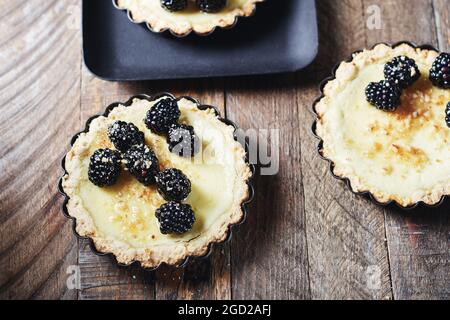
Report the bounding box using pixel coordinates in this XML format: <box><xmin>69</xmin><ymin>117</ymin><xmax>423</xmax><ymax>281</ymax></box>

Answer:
<box><xmin>1</xmin><ymin>0</ymin><xmax>449</xmax><ymax>300</ymax></box>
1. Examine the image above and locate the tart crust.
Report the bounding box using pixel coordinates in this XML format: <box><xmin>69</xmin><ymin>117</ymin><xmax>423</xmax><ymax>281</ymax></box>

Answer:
<box><xmin>114</xmin><ymin>0</ymin><xmax>265</xmax><ymax>36</ymax></box>
<box><xmin>61</xmin><ymin>95</ymin><xmax>253</xmax><ymax>268</ymax></box>
<box><xmin>314</xmin><ymin>43</ymin><xmax>450</xmax><ymax>208</ymax></box>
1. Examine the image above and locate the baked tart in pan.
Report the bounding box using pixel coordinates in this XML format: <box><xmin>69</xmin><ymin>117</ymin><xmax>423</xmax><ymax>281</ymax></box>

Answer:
<box><xmin>313</xmin><ymin>42</ymin><xmax>450</xmax><ymax>208</ymax></box>
<box><xmin>113</xmin><ymin>0</ymin><xmax>265</xmax><ymax>37</ymax></box>
<box><xmin>60</xmin><ymin>94</ymin><xmax>254</xmax><ymax>268</ymax></box>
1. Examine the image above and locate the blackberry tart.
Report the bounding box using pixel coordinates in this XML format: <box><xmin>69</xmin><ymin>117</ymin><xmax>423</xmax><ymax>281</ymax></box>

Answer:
<box><xmin>113</xmin><ymin>0</ymin><xmax>265</xmax><ymax>36</ymax></box>
<box><xmin>61</xmin><ymin>95</ymin><xmax>253</xmax><ymax>268</ymax></box>
<box><xmin>314</xmin><ymin>43</ymin><xmax>450</xmax><ymax>207</ymax></box>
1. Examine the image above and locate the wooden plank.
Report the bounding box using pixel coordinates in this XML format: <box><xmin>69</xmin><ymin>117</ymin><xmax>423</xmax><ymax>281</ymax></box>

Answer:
<box><xmin>0</xmin><ymin>0</ymin><xmax>81</xmax><ymax>299</ymax></box>
<box><xmin>297</xmin><ymin>0</ymin><xmax>393</xmax><ymax>300</ymax></box>
<box><xmin>433</xmin><ymin>0</ymin><xmax>450</xmax><ymax>49</ymax></box>
<box><xmin>79</xmin><ymin>69</ymin><xmax>230</xmax><ymax>299</ymax></box>
<box><xmin>385</xmin><ymin>207</ymin><xmax>450</xmax><ymax>300</ymax></box>
<box><xmin>155</xmin><ymin>245</ymin><xmax>231</xmax><ymax>300</ymax></box>
<box><xmin>78</xmin><ymin>239</ymin><xmax>155</xmax><ymax>300</ymax></box>
<box><xmin>31</xmin><ymin>242</ymin><xmax>79</xmax><ymax>300</ymax></box>
<box><xmin>226</xmin><ymin>75</ymin><xmax>311</xmax><ymax>299</ymax></box>
<box><xmin>363</xmin><ymin>0</ymin><xmax>450</xmax><ymax>300</ymax></box>
<box><xmin>362</xmin><ymin>0</ymin><xmax>437</xmax><ymax>45</ymax></box>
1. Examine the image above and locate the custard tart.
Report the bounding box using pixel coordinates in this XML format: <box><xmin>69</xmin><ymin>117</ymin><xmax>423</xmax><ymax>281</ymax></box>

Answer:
<box><xmin>113</xmin><ymin>0</ymin><xmax>264</xmax><ymax>36</ymax></box>
<box><xmin>314</xmin><ymin>43</ymin><xmax>450</xmax><ymax>208</ymax></box>
<box><xmin>61</xmin><ymin>94</ymin><xmax>253</xmax><ymax>268</ymax></box>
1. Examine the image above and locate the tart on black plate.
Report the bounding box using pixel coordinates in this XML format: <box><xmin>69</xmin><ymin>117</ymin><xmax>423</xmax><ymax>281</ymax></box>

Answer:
<box><xmin>114</xmin><ymin>0</ymin><xmax>265</xmax><ymax>36</ymax></box>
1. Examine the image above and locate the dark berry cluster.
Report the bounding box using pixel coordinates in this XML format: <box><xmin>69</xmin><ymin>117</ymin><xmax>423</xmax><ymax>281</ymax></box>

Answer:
<box><xmin>89</xmin><ymin>120</ymin><xmax>161</xmax><ymax>187</ymax></box>
<box><xmin>154</xmin><ymin>168</ymin><xmax>195</xmax><ymax>234</ymax></box>
<box><xmin>429</xmin><ymin>53</ymin><xmax>450</xmax><ymax>129</ymax></box>
<box><xmin>145</xmin><ymin>98</ymin><xmax>181</xmax><ymax>134</ymax></box>
<box><xmin>196</xmin><ymin>0</ymin><xmax>227</xmax><ymax>12</ymax></box>
<box><xmin>156</xmin><ymin>168</ymin><xmax>192</xmax><ymax>201</ymax></box>
<box><xmin>144</xmin><ymin>97</ymin><xmax>200</xmax><ymax>158</ymax></box>
<box><xmin>160</xmin><ymin>0</ymin><xmax>187</xmax><ymax>12</ymax></box>
<box><xmin>365</xmin><ymin>80</ymin><xmax>402</xmax><ymax>111</ymax></box>
<box><xmin>108</xmin><ymin>121</ymin><xmax>144</xmax><ymax>152</ymax></box>
<box><xmin>365</xmin><ymin>56</ymin><xmax>421</xmax><ymax>111</ymax></box>
<box><xmin>160</xmin><ymin>0</ymin><xmax>227</xmax><ymax>13</ymax></box>
<box><xmin>366</xmin><ymin>53</ymin><xmax>450</xmax><ymax>116</ymax></box>
<box><xmin>167</xmin><ymin>124</ymin><xmax>200</xmax><ymax>157</ymax></box>
<box><xmin>123</xmin><ymin>144</ymin><xmax>160</xmax><ymax>186</ymax></box>
<box><xmin>142</xmin><ymin>97</ymin><xmax>198</xmax><ymax>234</ymax></box>
<box><xmin>88</xmin><ymin>149</ymin><xmax>122</xmax><ymax>187</ymax></box>
<box><xmin>384</xmin><ymin>56</ymin><xmax>421</xmax><ymax>89</ymax></box>
<box><xmin>155</xmin><ymin>202</ymin><xmax>195</xmax><ymax>234</ymax></box>
<box><xmin>429</xmin><ymin>53</ymin><xmax>450</xmax><ymax>89</ymax></box>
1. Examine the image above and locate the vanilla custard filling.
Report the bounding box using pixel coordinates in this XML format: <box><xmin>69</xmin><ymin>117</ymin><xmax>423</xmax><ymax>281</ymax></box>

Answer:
<box><xmin>117</xmin><ymin>0</ymin><xmax>256</xmax><ymax>31</ymax></box>
<box><xmin>75</xmin><ymin>98</ymin><xmax>238</xmax><ymax>248</ymax></box>
<box><xmin>119</xmin><ymin>0</ymin><xmax>250</xmax><ymax>24</ymax></box>
<box><xmin>320</xmin><ymin>54</ymin><xmax>450</xmax><ymax>203</ymax></box>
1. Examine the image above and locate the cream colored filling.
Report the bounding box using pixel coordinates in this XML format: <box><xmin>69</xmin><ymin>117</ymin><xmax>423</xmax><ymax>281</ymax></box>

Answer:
<box><xmin>322</xmin><ymin>57</ymin><xmax>450</xmax><ymax>203</ymax></box>
<box><xmin>117</xmin><ymin>0</ymin><xmax>255</xmax><ymax>31</ymax></box>
<box><xmin>77</xmin><ymin>98</ymin><xmax>238</xmax><ymax>248</ymax></box>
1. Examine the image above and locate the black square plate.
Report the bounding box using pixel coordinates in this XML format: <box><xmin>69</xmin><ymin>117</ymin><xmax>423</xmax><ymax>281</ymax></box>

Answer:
<box><xmin>83</xmin><ymin>0</ymin><xmax>318</xmax><ymax>81</ymax></box>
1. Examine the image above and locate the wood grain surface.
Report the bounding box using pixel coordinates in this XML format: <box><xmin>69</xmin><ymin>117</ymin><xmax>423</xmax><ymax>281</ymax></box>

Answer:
<box><xmin>0</xmin><ymin>0</ymin><xmax>449</xmax><ymax>300</ymax></box>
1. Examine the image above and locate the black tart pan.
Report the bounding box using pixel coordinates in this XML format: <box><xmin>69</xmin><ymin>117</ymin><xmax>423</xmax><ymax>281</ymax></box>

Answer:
<box><xmin>311</xmin><ymin>41</ymin><xmax>449</xmax><ymax>210</ymax></box>
<box><xmin>59</xmin><ymin>93</ymin><xmax>255</xmax><ymax>270</ymax></box>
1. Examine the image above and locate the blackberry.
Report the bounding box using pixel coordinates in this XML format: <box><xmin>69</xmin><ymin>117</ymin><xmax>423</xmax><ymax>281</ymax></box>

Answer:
<box><xmin>144</xmin><ymin>98</ymin><xmax>180</xmax><ymax>134</ymax></box>
<box><xmin>196</xmin><ymin>0</ymin><xmax>227</xmax><ymax>13</ymax></box>
<box><xmin>365</xmin><ymin>80</ymin><xmax>402</xmax><ymax>111</ymax></box>
<box><xmin>384</xmin><ymin>56</ymin><xmax>421</xmax><ymax>88</ymax></box>
<box><xmin>160</xmin><ymin>0</ymin><xmax>187</xmax><ymax>11</ymax></box>
<box><xmin>108</xmin><ymin>121</ymin><xmax>144</xmax><ymax>152</ymax></box>
<box><xmin>167</xmin><ymin>124</ymin><xmax>200</xmax><ymax>157</ymax></box>
<box><xmin>88</xmin><ymin>149</ymin><xmax>121</xmax><ymax>187</ymax></box>
<box><xmin>123</xmin><ymin>144</ymin><xmax>159</xmax><ymax>186</ymax></box>
<box><xmin>156</xmin><ymin>168</ymin><xmax>192</xmax><ymax>201</ymax></box>
<box><xmin>446</xmin><ymin>102</ymin><xmax>450</xmax><ymax>128</ymax></box>
<box><xmin>155</xmin><ymin>202</ymin><xmax>195</xmax><ymax>234</ymax></box>
<box><xmin>429</xmin><ymin>53</ymin><xmax>450</xmax><ymax>89</ymax></box>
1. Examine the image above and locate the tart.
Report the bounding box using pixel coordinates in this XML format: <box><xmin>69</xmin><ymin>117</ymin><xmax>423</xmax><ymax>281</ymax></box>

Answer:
<box><xmin>61</xmin><ymin>94</ymin><xmax>253</xmax><ymax>268</ymax></box>
<box><xmin>314</xmin><ymin>43</ymin><xmax>450</xmax><ymax>208</ymax></box>
<box><xmin>113</xmin><ymin>0</ymin><xmax>265</xmax><ymax>36</ymax></box>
